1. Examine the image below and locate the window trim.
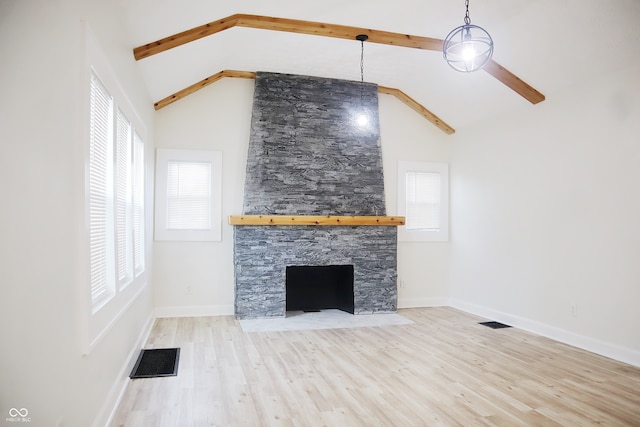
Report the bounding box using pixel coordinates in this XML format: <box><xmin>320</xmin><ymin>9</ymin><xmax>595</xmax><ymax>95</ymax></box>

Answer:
<box><xmin>397</xmin><ymin>161</ymin><xmax>449</xmax><ymax>242</ymax></box>
<box><xmin>154</xmin><ymin>149</ymin><xmax>222</xmax><ymax>242</ymax></box>
<box><xmin>82</xmin><ymin>24</ymin><xmax>148</xmax><ymax>354</ymax></box>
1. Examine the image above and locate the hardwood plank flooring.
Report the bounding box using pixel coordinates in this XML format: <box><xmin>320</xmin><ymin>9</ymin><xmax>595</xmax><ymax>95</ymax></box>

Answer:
<box><xmin>110</xmin><ymin>308</ymin><xmax>640</xmax><ymax>426</ymax></box>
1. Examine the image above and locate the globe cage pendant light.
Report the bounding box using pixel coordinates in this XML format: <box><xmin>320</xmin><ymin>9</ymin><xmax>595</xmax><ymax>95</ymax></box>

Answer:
<box><xmin>443</xmin><ymin>0</ymin><xmax>494</xmax><ymax>72</ymax></box>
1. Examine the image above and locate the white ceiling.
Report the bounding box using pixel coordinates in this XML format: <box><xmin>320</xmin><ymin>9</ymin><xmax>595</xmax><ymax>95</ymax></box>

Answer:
<box><xmin>117</xmin><ymin>0</ymin><xmax>640</xmax><ymax>131</ymax></box>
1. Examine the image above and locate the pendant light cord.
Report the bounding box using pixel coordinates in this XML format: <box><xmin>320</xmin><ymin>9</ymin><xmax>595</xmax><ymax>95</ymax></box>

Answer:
<box><xmin>356</xmin><ymin>34</ymin><xmax>368</xmax><ymax>83</ymax></box>
<box><xmin>360</xmin><ymin>39</ymin><xmax>365</xmax><ymax>82</ymax></box>
<box><xmin>355</xmin><ymin>34</ymin><xmax>369</xmax><ymax>120</ymax></box>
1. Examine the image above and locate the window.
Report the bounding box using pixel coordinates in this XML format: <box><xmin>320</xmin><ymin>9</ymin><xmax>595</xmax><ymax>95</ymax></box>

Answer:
<box><xmin>88</xmin><ymin>73</ymin><xmax>114</xmax><ymax>308</ymax></box>
<box><xmin>398</xmin><ymin>161</ymin><xmax>449</xmax><ymax>242</ymax></box>
<box><xmin>406</xmin><ymin>172</ymin><xmax>441</xmax><ymax>231</ymax></box>
<box><xmin>132</xmin><ymin>131</ymin><xmax>145</xmax><ymax>276</ymax></box>
<box><xmin>88</xmin><ymin>70</ymin><xmax>145</xmax><ymax>312</ymax></box>
<box><xmin>167</xmin><ymin>161</ymin><xmax>212</xmax><ymax>230</ymax></box>
<box><xmin>155</xmin><ymin>149</ymin><xmax>222</xmax><ymax>241</ymax></box>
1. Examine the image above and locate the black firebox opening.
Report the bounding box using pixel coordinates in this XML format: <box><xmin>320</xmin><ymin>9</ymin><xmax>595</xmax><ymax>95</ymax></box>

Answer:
<box><xmin>285</xmin><ymin>265</ymin><xmax>355</xmax><ymax>314</ymax></box>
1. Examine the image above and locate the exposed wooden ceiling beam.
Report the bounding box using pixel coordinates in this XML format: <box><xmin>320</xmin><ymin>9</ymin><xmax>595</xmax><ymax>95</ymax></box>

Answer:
<box><xmin>234</xmin><ymin>14</ymin><xmax>444</xmax><ymax>51</ymax></box>
<box><xmin>133</xmin><ymin>13</ymin><xmax>545</xmax><ymax>105</ymax></box>
<box><xmin>154</xmin><ymin>70</ymin><xmax>256</xmax><ymax>110</ymax></box>
<box><xmin>133</xmin><ymin>14</ymin><xmax>443</xmax><ymax>60</ymax></box>
<box><xmin>483</xmin><ymin>61</ymin><xmax>545</xmax><ymax>104</ymax></box>
<box><xmin>377</xmin><ymin>86</ymin><xmax>454</xmax><ymax>134</ymax></box>
<box><xmin>153</xmin><ymin>70</ymin><xmax>455</xmax><ymax>135</ymax></box>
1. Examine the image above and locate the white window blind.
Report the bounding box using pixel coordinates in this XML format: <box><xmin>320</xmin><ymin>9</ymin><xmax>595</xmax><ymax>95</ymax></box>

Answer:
<box><xmin>398</xmin><ymin>161</ymin><xmax>449</xmax><ymax>242</ymax></box>
<box><xmin>87</xmin><ymin>70</ymin><xmax>145</xmax><ymax>311</ymax></box>
<box><xmin>88</xmin><ymin>72</ymin><xmax>114</xmax><ymax>307</ymax></box>
<box><xmin>166</xmin><ymin>161</ymin><xmax>212</xmax><ymax>230</ymax></box>
<box><xmin>132</xmin><ymin>131</ymin><xmax>145</xmax><ymax>275</ymax></box>
<box><xmin>406</xmin><ymin>172</ymin><xmax>441</xmax><ymax>231</ymax></box>
<box><xmin>115</xmin><ymin>108</ymin><xmax>133</xmax><ymax>286</ymax></box>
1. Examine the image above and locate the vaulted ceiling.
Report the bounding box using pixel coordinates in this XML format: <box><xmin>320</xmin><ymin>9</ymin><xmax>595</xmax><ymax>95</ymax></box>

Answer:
<box><xmin>117</xmin><ymin>0</ymin><xmax>639</xmax><ymax>132</ymax></box>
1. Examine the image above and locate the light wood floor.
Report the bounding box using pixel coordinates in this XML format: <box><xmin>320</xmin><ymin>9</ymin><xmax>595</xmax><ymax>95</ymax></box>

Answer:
<box><xmin>110</xmin><ymin>307</ymin><xmax>640</xmax><ymax>426</ymax></box>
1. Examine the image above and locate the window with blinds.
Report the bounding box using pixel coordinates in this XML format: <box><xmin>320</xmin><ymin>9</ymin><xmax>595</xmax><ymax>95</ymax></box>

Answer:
<box><xmin>405</xmin><ymin>172</ymin><xmax>441</xmax><ymax>231</ymax></box>
<box><xmin>155</xmin><ymin>149</ymin><xmax>222</xmax><ymax>241</ymax></box>
<box><xmin>88</xmin><ymin>70</ymin><xmax>145</xmax><ymax>311</ymax></box>
<box><xmin>88</xmin><ymin>72</ymin><xmax>114</xmax><ymax>308</ymax></box>
<box><xmin>115</xmin><ymin>108</ymin><xmax>133</xmax><ymax>286</ymax></box>
<box><xmin>397</xmin><ymin>161</ymin><xmax>449</xmax><ymax>242</ymax></box>
<box><xmin>166</xmin><ymin>161</ymin><xmax>212</xmax><ymax>230</ymax></box>
<box><xmin>132</xmin><ymin>131</ymin><xmax>145</xmax><ymax>276</ymax></box>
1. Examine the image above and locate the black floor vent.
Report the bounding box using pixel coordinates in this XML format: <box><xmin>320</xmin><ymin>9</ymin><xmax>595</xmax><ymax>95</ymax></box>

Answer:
<box><xmin>130</xmin><ymin>348</ymin><xmax>180</xmax><ymax>379</ymax></box>
<box><xmin>479</xmin><ymin>321</ymin><xmax>512</xmax><ymax>329</ymax></box>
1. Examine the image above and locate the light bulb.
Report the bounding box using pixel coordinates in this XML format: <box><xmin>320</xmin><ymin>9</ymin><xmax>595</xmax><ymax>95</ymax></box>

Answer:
<box><xmin>462</xmin><ymin>43</ymin><xmax>476</xmax><ymax>61</ymax></box>
<box><xmin>356</xmin><ymin>112</ymin><xmax>369</xmax><ymax>127</ymax></box>
<box><xmin>461</xmin><ymin>29</ymin><xmax>476</xmax><ymax>61</ymax></box>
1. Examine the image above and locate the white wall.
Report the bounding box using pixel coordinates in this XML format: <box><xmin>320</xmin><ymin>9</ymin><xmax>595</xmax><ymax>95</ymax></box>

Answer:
<box><xmin>378</xmin><ymin>95</ymin><xmax>451</xmax><ymax>307</ymax></box>
<box><xmin>0</xmin><ymin>1</ymin><xmax>155</xmax><ymax>425</ymax></box>
<box><xmin>152</xmin><ymin>79</ymin><xmax>452</xmax><ymax>315</ymax></box>
<box><xmin>153</xmin><ymin>78</ymin><xmax>253</xmax><ymax>316</ymax></box>
<box><xmin>449</xmin><ymin>63</ymin><xmax>640</xmax><ymax>365</ymax></box>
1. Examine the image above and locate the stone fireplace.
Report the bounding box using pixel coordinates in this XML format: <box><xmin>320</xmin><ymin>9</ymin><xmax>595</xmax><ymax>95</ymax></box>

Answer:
<box><xmin>233</xmin><ymin>72</ymin><xmax>399</xmax><ymax>319</ymax></box>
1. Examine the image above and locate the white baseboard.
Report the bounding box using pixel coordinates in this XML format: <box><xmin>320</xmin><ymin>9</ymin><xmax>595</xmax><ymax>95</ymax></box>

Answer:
<box><xmin>398</xmin><ymin>297</ymin><xmax>448</xmax><ymax>309</ymax></box>
<box><xmin>95</xmin><ymin>312</ymin><xmax>155</xmax><ymax>427</ymax></box>
<box><xmin>449</xmin><ymin>298</ymin><xmax>640</xmax><ymax>368</ymax></box>
<box><xmin>155</xmin><ymin>304</ymin><xmax>234</xmax><ymax>318</ymax></box>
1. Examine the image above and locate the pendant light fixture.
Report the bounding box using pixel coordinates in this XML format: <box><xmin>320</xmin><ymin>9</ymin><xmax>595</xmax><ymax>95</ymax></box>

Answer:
<box><xmin>351</xmin><ymin>34</ymin><xmax>371</xmax><ymax>128</ymax></box>
<box><xmin>443</xmin><ymin>0</ymin><xmax>493</xmax><ymax>72</ymax></box>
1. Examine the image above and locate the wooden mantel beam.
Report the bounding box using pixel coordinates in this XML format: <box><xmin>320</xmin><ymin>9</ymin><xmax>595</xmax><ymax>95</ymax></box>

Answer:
<box><xmin>133</xmin><ymin>13</ymin><xmax>545</xmax><ymax>105</ymax></box>
<box><xmin>229</xmin><ymin>215</ymin><xmax>405</xmax><ymax>226</ymax></box>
